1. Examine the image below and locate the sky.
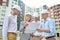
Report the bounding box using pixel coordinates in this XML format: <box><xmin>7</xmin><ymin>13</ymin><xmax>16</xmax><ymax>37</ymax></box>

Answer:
<box><xmin>21</xmin><ymin>0</ymin><xmax>60</xmax><ymax>8</ymax></box>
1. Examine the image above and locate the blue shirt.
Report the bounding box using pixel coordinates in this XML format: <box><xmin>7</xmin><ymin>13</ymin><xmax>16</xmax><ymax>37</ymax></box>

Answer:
<box><xmin>42</xmin><ymin>17</ymin><xmax>55</xmax><ymax>37</ymax></box>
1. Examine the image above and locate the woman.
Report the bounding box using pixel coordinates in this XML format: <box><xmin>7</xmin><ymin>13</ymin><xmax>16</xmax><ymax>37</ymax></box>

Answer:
<box><xmin>20</xmin><ymin>13</ymin><xmax>32</xmax><ymax>40</ymax></box>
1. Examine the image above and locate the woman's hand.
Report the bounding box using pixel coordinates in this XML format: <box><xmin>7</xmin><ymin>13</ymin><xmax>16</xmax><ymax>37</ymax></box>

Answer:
<box><xmin>23</xmin><ymin>24</ymin><xmax>28</xmax><ymax>28</ymax></box>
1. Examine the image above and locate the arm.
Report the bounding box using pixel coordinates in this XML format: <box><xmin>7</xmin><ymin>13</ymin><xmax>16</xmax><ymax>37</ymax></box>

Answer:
<box><xmin>47</xmin><ymin>20</ymin><xmax>55</xmax><ymax>33</ymax></box>
<box><xmin>37</xmin><ymin>20</ymin><xmax>55</xmax><ymax>33</ymax></box>
<box><xmin>2</xmin><ymin>16</ymin><xmax>9</xmax><ymax>40</ymax></box>
<box><xmin>43</xmin><ymin>30</ymin><xmax>50</xmax><ymax>33</ymax></box>
<box><xmin>37</xmin><ymin>29</ymin><xmax>50</xmax><ymax>33</ymax></box>
<box><xmin>44</xmin><ymin>20</ymin><xmax>55</xmax><ymax>33</ymax></box>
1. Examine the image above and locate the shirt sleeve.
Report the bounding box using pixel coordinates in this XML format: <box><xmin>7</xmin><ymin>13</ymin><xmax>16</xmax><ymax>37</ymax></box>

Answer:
<box><xmin>48</xmin><ymin>20</ymin><xmax>55</xmax><ymax>33</ymax></box>
<box><xmin>2</xmin><ymin>16</ymin><xmax>9</xmax><ymax>40</ymax></box>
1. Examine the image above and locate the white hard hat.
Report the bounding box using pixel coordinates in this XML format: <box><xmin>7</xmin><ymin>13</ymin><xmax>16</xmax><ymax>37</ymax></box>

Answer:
<box><xmin>33</xmin><ymin>12</ymin><xmax>39</xmax><ymax>17</ymax></box>
<box><xmin>12</xmin><ymin>5</ymin><xmax>21</xmax><ymax>11</ymax></box>
<box><xmin>41</xmin><ymin>10</ymin><xmax>50</xmax><ymax>14</ymax></box>
<box><xmin>25</xmin><ymin>12</ymin><xmax>31</xmax><ymax>15</ymax></box>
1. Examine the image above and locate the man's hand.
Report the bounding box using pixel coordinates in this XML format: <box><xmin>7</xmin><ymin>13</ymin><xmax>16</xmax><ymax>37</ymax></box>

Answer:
<box><xmin>36</xmin><ymin>29</ymin><xmax>50</xmax><ymax>33</ymax></box>
<box><xmin>36</xmin><ymin>29</ymin><xmax>44</xmax><ymax>32</ymax></box>
<box><xmin>39</xmin><ymin>35</ymin><xmax>43</xmax><ymax>39</ymax></box>
<box><xmin>23</xmin><ymin>24</ymin><xmax>28</xmax><ymax>28</ymax></box>
<box><xmin>30</xmin><ymin>33</ymin><xmax>34</xmax><ymax>37</ymax></box>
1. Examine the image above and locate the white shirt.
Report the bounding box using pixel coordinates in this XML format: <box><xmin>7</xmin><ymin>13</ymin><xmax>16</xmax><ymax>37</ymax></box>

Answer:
<box><xmin>2</xmin><ymin>14</ymin><xmax>17</xmax><ymax>40</ymax></box>
<box><xmin>33</xmin><ymin>22</ymin><xmax>45</xmax><ymax>36</ymax></box>
<box><xmin>32</xmin><ymin>21</ymin><xmax>42</xmax><ymax>36</ymax></box>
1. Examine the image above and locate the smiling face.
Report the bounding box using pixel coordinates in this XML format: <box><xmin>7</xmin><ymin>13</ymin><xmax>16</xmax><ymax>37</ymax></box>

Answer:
<box><xmin>25</xmin><ymin>14</ymin><xmax>31</xmax><ymax>22</ymax></box>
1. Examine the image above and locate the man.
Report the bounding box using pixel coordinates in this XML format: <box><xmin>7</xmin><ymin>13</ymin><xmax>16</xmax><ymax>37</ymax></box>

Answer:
<box><xmin>37</xmin><ymin>10</ymin><xmax>56</xmax><ymax>40</ymax></box>
<box><xmin>32</xmin><ymin>12</ymin><xmax>39</xmax><ymax>23</ymax></box>
<box><xmin>31</xmin><ymin>12</ymin><xmax>43</xmax><ymax>40</ymax></box>
<box><xmin>2</xmin><ymin>5</ymin><xmax>21</xmax><ymax>40</ymax></box>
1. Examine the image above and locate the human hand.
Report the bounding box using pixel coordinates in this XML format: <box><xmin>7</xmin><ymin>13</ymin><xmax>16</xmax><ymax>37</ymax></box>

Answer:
<box><xmin>23</xmin><ymin>24</ymin><xmax>28</xmax><ymax>28</ymax></box>
<box><xmin>36</xmin><ymin>29</ymin><xmax>44</xmax><ymax>32</ymax></box>
<box><xmin>39</xmin><ymin>35</ymin><xmax>43</xmax><ymax>39</ymax></box>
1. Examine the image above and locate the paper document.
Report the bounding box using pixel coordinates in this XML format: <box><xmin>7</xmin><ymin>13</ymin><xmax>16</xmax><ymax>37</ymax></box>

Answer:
<box><xmin>26</xmin><ymin>22</ymin><xmax>39</xmax><ymax>33</ymax></box>
<box><xmin>33</xmin><ymin>31</ymin><xmax>41</xmax><ymax>36</ymax></box>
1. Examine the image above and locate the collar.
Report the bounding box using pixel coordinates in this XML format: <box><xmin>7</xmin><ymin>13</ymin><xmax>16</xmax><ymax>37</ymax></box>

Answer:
<box><xmin>45</xmin><ymin>17</ymin><xmax>50</xmax><ymax>21</ymax></box>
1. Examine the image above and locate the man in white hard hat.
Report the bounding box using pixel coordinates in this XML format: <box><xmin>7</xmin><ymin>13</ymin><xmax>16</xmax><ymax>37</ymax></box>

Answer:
<box><xmin>36</xmin><ymin>10</ymin><xmax>56</xmax><ymax>40</ymax></box>
<box><xmin>2</xmin><ymin>5</ymin><xmax>21</xmax><ymax>40</ymax></box>
<box><xmin>31</xmin><ymin>12</ymin><xmax>43</xmax><ymax>40</ymax></box>
<box><xmin>32</xmin><ymin>12</ymin><xmax>39</xmax><ymax>22</ymax></box>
